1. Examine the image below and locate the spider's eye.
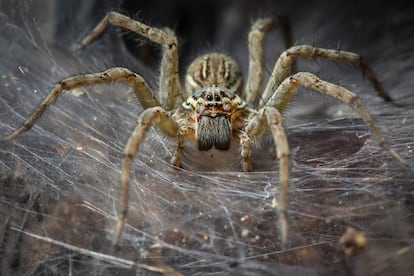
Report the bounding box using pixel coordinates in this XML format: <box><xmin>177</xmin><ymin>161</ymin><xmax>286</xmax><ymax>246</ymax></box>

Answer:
<box><xmin>223</xmin><ymin>102</ymin><xmax>231</xmax><ymax>111</ymax></box>
<box><xmin>237</xmin><ymin>100</ymin><xmax>246</xmax><ymax>109</ymax></box>
<box><xmin>196</xmin><ymin>102</ymin><xmax>205</xmax><ymax>113</ymax></box>
<box><xmin>182</xmin><ymin>101</ymin><xmax>192</xmax><ymax>110</ymax></box>
<box><xmin>206</xmin><ymin>95</ymin><xmax>213</xmax><ymax>101</ymax></box>
<box><xmin>214</xmin><ymin>95</ymin><xmax>221</xmax><ymax>101</ymax></box>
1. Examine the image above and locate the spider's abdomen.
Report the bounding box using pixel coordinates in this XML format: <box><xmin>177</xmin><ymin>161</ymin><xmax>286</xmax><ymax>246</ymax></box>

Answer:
<box><xmin>185</xmin><ymin>53</ymin><xmax>243</xmax><ymax>94</ymax></box>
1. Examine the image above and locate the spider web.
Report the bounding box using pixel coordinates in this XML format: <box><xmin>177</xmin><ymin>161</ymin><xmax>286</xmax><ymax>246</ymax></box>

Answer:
<box><xmin>1</xmin><ymin>1</ymin><xmax>414</xmax><ymax>275</ymax></box>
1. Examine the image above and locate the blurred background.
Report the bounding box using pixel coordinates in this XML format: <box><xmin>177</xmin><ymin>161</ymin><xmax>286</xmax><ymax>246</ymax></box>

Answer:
<box><xmin>1</xmin><ymin>0</ymin><xmax>413</xmax><ymax>275</ymax></box>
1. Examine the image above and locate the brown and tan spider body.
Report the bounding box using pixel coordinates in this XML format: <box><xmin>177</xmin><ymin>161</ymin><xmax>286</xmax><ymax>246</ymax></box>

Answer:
<box><xmin>4</xmin><ymin>12</ymin><xmax>408</xmax><ymax>249</ymax></box>
<box><xmin>177</xmin><ymin>53</ymin><xmax>247</xmax><ymax>152</ymax></box>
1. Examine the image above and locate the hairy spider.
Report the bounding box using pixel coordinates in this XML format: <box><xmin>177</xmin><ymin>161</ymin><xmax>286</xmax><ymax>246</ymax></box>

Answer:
<box><xmin>4</xmin><ymin>12</ymin><xmax>408</xmax><ymax>249</ymax></box>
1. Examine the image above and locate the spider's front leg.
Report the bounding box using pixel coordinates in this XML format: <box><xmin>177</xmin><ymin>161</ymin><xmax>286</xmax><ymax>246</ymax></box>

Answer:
<box><xmin>240</xmin><ymin>108</ymin><xmax>290</xmax><ymax>249</ymax></box>
<box><xmin>260</xmin><ymin>45</ymin><xmax>394</xmax><ymax>109</ymax></box>
<box><xmin>80</xmin><ymin>11</ymin><xmax>182</xmax><ymax>110</ymax></box>
<box><xmin>170</xmin><ymin>131</ymin><xmax>186</xmax><ymax>168</ymax></box>
<box><xmin>115</xmin><ymin>106</ymin><xmax>178</xmax><ymax>245</ymax></box>
<box><xmin>268</xmin><ymin>72</ymin><xmax>409</xmax><ymax>167</ymax></box>
<box><xmin>3</xmin><ymin>68</ymin><xmax>160</xmax><ymax>141</ymax></box>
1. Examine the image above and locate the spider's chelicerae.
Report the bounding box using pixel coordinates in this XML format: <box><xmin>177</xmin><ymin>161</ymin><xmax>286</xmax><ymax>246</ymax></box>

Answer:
<box><xmin>4</xmin><ymin>12</ymin><xmax>409</xmax><ymax>249</ymax></box>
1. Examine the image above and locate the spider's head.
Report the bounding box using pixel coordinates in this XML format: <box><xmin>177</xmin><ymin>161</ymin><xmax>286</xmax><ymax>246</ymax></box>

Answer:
<box><xmin>184</xmin><ymin>53</ymin><xmax>243</xmax><ymax>95</ymax></box>
<box><xmin>182</xmin><ymin>86</ymin><xmax>246</xmax><ymax>151</ymax></box>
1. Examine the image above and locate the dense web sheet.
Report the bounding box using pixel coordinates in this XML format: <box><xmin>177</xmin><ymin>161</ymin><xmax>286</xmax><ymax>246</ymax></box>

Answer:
<box><xmin>1</xmin><ymin>1</ymin><xmax>414</xmax><ymax>275</ymax></box>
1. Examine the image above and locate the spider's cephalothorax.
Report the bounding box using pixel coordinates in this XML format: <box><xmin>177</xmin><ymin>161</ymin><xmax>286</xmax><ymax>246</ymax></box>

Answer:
<box><xmin>182</xmin><ymin>85</ymin><xmax>247</xmax><ymax>151</ymax></box>
<box><xmin>182</xmin><ymin>53</ymin><xmax>247</xmax><ymax>151</ymax></box>
<box><xmin>4</xmin><ymin>12</ymin><xmax>408</xmax><ymax>249</ymax></box>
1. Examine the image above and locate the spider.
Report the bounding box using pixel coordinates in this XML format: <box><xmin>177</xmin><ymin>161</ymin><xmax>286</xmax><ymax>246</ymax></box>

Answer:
<box><xmin>3</xmin><ymin>12</ymin><xmax>408</xmax><ymax>249</ymax></box>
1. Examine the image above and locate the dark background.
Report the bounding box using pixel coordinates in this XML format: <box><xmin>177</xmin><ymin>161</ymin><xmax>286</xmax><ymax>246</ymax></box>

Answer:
<box><xmin>1</xmin><ymin>0</ymin><xmax>413</xmax><ymax>275</ymax></box>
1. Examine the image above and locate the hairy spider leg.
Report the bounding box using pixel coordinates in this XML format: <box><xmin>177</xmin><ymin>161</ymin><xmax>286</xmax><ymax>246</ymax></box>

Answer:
<box><xmin>261</xmin><ymin>45</ymin><xmax>394</xmax><ymax>110</ymax></box>
<box><xmin>245</xmin><ymin>17</ymin><xmax>293</xmax><ymax>106</ymax></box>
<box><xmin>3</xmin><ymin>68</ymin><xmax>161</xmax><ymax>141</ymax></box>
<box><xmin>116</xmin><ymin>106</ymin><xmax>178</xmax><ymax>245</ymax></box>
<box><xmin>81</xmin><ymin>11</ymin><xmax>183</xmax><ymax>110</ymax></box>
<box><xmin>267</xmin><ymin>71</ymin><xmax>408</xmax><ymax>166</ymax></box>
<box><xmin>240</xmin><ymin>107</ymin><xmax>290</xmax><ymax>249</ymax></box>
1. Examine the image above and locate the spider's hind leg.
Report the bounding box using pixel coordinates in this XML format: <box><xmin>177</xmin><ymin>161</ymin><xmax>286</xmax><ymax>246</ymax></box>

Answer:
<box><xmin>245</xmin><ymin>17</ymin><xmax>293</xmax><ymax>106</ymax></box>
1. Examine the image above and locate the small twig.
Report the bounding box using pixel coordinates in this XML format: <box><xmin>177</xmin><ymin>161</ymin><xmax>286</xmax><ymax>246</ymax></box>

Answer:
<box><xmin>10</xmin><ymin>227</ymin><xmax>183</xmax><ymax>276</ymax></box>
